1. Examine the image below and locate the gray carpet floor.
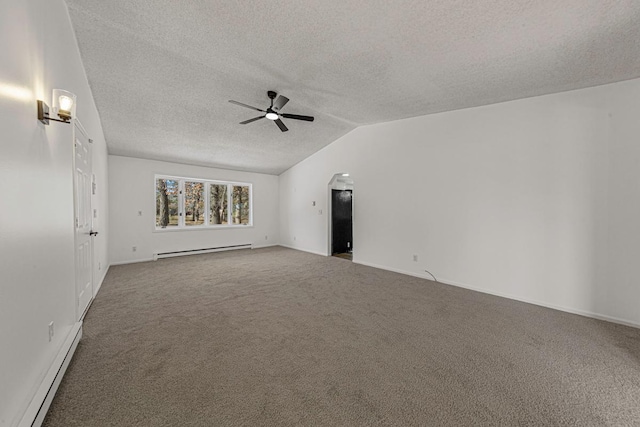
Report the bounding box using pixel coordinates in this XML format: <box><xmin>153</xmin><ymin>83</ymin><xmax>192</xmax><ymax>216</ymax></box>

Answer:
<box><xmin>44</xmin><ymin>246</ymin><xmax>640</xmax><ymax>426</ymax></box>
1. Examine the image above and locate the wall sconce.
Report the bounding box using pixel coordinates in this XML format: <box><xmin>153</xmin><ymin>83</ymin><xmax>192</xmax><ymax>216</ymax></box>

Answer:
<box><xmin>37</xmin><ymin>89</ymin><xmax>77</xmax><ymax>125</ymax></box>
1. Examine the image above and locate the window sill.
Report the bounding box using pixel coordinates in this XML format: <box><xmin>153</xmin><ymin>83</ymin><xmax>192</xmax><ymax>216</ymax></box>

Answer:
<box><xmin>153</xmin><ymin>225</ymin><xmax>254</xmax><ymax>232</ymax></box>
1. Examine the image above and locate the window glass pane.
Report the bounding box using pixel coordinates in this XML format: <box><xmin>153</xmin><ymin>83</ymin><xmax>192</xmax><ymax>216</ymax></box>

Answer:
<box><xmin>184</xmin><ymin>181</ymin><xmax>205</xmax><ymax>226</ymax></box>
<box><xmin>209</xmin><ymin>184</ymin><xmax>228</xmax><ymax>225</ymax></box>
<box><xmin>232</xmin><ymin>185</ymin><xmax>250</xmax><ymax>225</ymax></box>
<box><xmin>156</xmin><ymin>179</ymin><xmax>179</xmax><ymax>227</ymax></box>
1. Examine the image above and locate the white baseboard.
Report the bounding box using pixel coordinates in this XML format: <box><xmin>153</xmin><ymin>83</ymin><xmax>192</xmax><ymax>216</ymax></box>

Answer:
<box><xmin>354</xmin><ymin>260</ymin><xmax>434</xmax><ymax>281</ymax></box>
<box><xmin>353</xmin><ymin>260</ymin><xmax>640</xmax><ymax>330</ymax></box>
<box><xmin>279</xmin><ymin>244</ymin><xmax>328</xmax><ymax>257</ymax></box>
<box><xmin>94</xmin><ymin>264</ymin><xmax>110</xmax><ymax>296</ymax></box>
<box><xmin>435</xmin><ymin>276</ymin><xmax>640</xmax><ymax>330</ymax></box>
<box><xmin>109</xmin><ymin>258</ymin><xmax>155</xmax><ymax>266</ymax></box>
<box><xmin>110</xmin><ymin>243</ymin><xmax>275</xmax><ymax>266</ymax></box>
<box><xmin>251</xmin><ymin>243</ymin><xmax>278</xmax><ymax>249</ymax></box>
<box><xmin>154</xmin><ymin>244</ymin><xmax>252</xmax><ymax>260</ymax></box>
<box><xmin>111</xmin><ymin>244</ymin><xmax>279</xmax><ymax>265</ymax></box>
<box><xmin>18</xmin><ymin>322</ymin><xmax>83</xmax><ymax>427</ymax></box>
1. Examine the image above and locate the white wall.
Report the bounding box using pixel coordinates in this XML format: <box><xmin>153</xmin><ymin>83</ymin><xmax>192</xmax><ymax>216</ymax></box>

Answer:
<box><xmin>0</xmin><ymin>0</ymin><xmax>109</xmax><ymax>425</ymax></box>
<box><xmin>109</xmin><ymin>155</ymin><xmax>279</xmax><ymax>264</ymax></box>
<box><xmin>601</xmin><ymin>81</ymin><xmax>640</xmax><ymax>326</ymax></box>
<box><xmin>279</xmin><ymin>78</ymin><xmax>640</xmax><ymax>327</ymax></box>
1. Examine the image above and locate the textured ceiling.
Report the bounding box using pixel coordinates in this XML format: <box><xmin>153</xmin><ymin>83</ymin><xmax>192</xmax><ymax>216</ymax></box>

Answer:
<box><xmin>66</xmin><ymin>0</ymin><xmax>640</xmax><ymax>175</ymax></box>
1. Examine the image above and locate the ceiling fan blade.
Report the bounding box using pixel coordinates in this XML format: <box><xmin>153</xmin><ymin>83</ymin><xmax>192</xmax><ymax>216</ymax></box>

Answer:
<box><xmin>281</xmin><ymin>113</ymin><xmax>314</xmax><ymax>122</ymax></box>
<box><xmin>239</xmin><ymin>116</ymin><xmax>265</xmax><ymax>125</ymax></box>
<box><xmin>272</xmin><ymin>95</ymin><xmax>289</xmax><ymax>112</ymax></box>
<box><xmin>229</xmin><ymin>100</ymin><xmax>265</xmax><ymax>112</ymax></box>
<box><xmin>274</xmin><ymin>119</ymin><xmax>288</xmax><ymax>132</ymax></box>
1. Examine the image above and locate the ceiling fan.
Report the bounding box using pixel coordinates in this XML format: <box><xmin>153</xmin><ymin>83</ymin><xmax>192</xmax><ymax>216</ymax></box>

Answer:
<box><xmin>229</xmin><ymin>91</ymin><xmax>314</xmax><ymax>132</ymax></box>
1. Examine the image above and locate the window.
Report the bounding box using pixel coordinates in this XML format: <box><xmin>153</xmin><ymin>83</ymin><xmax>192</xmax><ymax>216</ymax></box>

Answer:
<box><xmin>184</xmin><ymin>181</ymin><xmax>205</xmax><ymax>226</ymax></box>
<box><xmin>156</xmin><ymin>178</ymin><xmax>179</xmax><ymax>227</ymax></box>
<box><xmin>210</xmin><ymin>184</ymin><xmax>228</xmax><ymax>225</ymax></box>
<box><xmin>155</xmin><ymin>176</ymin><xmax>251</xmax><ymax>229</ymax></box>
<box><xmin>232</xmin><ymin>185</ymin><xmax>250</xmax><ymax>225</ymax></box>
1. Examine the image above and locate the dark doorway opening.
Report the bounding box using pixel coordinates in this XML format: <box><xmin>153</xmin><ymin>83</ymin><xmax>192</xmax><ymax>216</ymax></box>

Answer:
<box><xmin>332</xmin><ymin>189</ymin><xmax>353</xmax><ymax>260</ymax></box>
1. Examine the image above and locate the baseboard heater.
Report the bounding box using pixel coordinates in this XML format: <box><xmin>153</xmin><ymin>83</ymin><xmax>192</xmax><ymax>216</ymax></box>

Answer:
<box><xmin>153</xmin><ymin>244</ymin><xmax>252</xmax><ymax>260</ymax></box>
<box><xmin>19</xmin><ymin>322</ymin><xmax>82</xmax><ymax>427</ymax></box>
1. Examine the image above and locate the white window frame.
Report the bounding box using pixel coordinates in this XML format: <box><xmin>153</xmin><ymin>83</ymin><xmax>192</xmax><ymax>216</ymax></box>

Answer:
<box><xmin>154</xmin><ymin>174</ymin><xmax>253</xmax><ymax>231</ymax></box>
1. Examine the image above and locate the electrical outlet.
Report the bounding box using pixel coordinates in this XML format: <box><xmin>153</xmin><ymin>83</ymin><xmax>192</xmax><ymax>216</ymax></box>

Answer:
<box><xmin>413</xmin><ymin>254</ymin><xmax>418</xmax><ymax>262</ymax></box>
<box><xmin>48</xmin><ymin>322</ymin><xmax>54</xmax><ymax>342</ymax></box>
<box><xmin>132</xmin><ymin>246</ymin><xmax>137</xmax><ymax>252</ymax></box>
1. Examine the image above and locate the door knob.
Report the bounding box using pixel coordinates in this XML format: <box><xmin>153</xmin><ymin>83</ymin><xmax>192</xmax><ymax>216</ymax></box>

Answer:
<box><xmin>89</xmin><ymin>231</ymin><xmax>99</xmax><ymax>236</ymax></box>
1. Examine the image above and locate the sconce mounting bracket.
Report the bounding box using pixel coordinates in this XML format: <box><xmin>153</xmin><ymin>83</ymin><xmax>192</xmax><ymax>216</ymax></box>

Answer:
<box><xmin>37</xmin><ymin>100</ymin><xmax>71</xmax><ymax>125</ymax></box>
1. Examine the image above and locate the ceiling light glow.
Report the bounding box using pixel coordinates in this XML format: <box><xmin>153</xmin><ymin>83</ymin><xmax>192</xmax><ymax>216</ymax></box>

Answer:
<box><xmin>265</xmin><ymin>112</ymin><xmax>278</xmax><ymax>120</ymax></box>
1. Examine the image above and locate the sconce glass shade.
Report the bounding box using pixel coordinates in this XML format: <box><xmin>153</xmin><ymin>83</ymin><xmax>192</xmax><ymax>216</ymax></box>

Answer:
<box><xmin>52</xmin><ymin>89</ymin><xmax>76</xmax><ymax>121</ymax></box>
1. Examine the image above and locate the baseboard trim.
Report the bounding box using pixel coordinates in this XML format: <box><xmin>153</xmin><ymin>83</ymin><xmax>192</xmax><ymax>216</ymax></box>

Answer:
<box><xmin>111</xmin><ymin>244</ymin><xmax>275</xmax><ymax>266</ymax></box>
<box><xmin>279</xmin><ymin>244</ymin><xmax>328</xmax><ymax>257</ymax></box>
<box><xmin>154</xmin><ymin>244</ymin><xmax>252</xmax><ymax>260</ymax></box>
<box><xmin>18</xmin><ymin>322</ymin><xmax>83</xmax><ymax>427</ymax></box>
<box><xmin>354</xmin><ymin>260</ymin><xmax>434</xmax><ymax>281</ymax></box>
<box><xmin>251</xmin><ymin>243</ymin><xmax>278</xmax><ymax>249</ymax></box>
<box><xmin>110</xmin><ymin>244</ymin><xmax>279</xmax><ymax>265</ymax></box>
<box><xmin>94</xmin><ymin>264</ymin><xmax>110</xmax><ymax>296</ymax></box>
<box><xmin>436</xmin><ymin>276</ymin><xmax>640</xmax><ymax>330</ymax></box>
<box><xmin>110</xmin><ymin>258</ymin><xmax>155</xmax><ymax>266</ymax></box>
<box><xmin>353</xmin><ymin>260</ymin><xmax>640</xmax><ymax>330</ymax></box>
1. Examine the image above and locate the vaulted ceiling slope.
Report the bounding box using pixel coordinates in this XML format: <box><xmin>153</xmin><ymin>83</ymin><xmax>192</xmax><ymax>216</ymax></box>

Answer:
<box><xmin>66</xmin><ymin>1</ymin><xmax>640</xmax><ymax>175</ymax></box>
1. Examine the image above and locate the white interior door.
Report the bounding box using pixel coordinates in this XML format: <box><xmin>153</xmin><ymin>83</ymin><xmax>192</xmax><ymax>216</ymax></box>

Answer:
<box><xmin>74</xmin><ymin>123</ymin><xmax>93</xmax><ymax>320</ymax></box>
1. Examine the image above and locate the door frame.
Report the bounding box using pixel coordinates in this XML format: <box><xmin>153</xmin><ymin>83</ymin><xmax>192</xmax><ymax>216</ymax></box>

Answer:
<box><xmin>327</xmin><ymin>173</ymin><xmax>354</xmax><ymax>257</ymax></box>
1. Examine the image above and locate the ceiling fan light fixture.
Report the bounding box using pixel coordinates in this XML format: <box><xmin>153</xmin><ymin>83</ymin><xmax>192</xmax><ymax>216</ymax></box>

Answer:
<box><xmin>229</xmin><ymin>91</ymin><xmax>314</xmax><ymax>132</ymax></box>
